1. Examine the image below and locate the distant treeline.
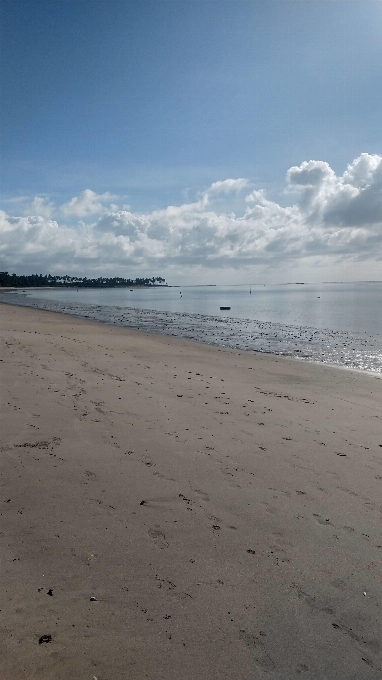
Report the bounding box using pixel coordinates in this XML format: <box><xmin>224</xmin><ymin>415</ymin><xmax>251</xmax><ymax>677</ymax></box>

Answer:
<box><xmin>0</xmin><ymin>272</ymin><xmax>167</xmax><ymax>288</ymax></box>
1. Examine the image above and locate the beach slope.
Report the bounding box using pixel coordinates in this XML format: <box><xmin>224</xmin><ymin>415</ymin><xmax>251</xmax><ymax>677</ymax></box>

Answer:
<box><xmin>1</xmin><ymin>302</ymin><xmax>382</xmax><ymax>679</ymax></box>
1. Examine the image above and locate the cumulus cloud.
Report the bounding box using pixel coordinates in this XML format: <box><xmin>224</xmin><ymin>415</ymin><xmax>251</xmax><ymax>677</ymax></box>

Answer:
<box><xmin>24</xmin><ymin>196</ymin><xmax>55</xmax><ymax>218</ymax></box>
<box><xmin>1</xmin><ymin>154</ymin><xmax>382</xmax><ymax>277</ymax></box>
<box><xmin>286</xmin><ymin>153</ymin><xmax>382</xmax><ymax>230</ymax></box>
<box><xmin>287</xmin><ymin>159</ymin><xmax>335</xmax><ymax>187</ymax></box>
<box><xmin>60</xmin><ymin>189</ymin><xmax>116</xmax><ymax>217</ymax></box>
<box><xmin>200</xmin><ymin>178</ymin><xmax>250</xmax><ymax>207</ymax></box>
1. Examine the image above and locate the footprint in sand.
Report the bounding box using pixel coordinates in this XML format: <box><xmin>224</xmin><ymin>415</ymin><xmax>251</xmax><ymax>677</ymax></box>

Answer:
<box><xmin>239</xmin><ymin>630</ymin><xmax>275</xmax><ymax>671</ymax></box>
<box><xmin>207</xmin><ymin>513</ymin><xmax>221</xmax><ymax>523</ymax></box>
<box><xmin>152</xmin><ymin>472</ymin><xmax>176</xmax><ymax>482</ymax></box>
<box><xmin>268</xmin><ymin>545</ymin><xmax>291</xmax><ymax>564</ymax></box>
<box><xmin>296</xmin><ymin>662</ymin><xmax>309</xmax><ymax>673</ymax></box>
<box><xmin>148</xmin><ymin>528</ymin><xmax>169</xmax><ymax>549</ymax></box>
<box><xmin>192</xmin><ymin>488</ymin><xmax>210</xmax><ymax>502</ymax></box>
<box><xmin>337</xmin><ymin>486</ymin><xmax>358</xmax><ymax>497</ymax></box>
<box><xmin>262</xmin><ymin>502</ymin><xmax>277</xmax><ymax>515</ymax></box>
<box><xmin>313</xmin><ymin>513</ymin><xmax>333</xmax><ymax>526</ymax></box>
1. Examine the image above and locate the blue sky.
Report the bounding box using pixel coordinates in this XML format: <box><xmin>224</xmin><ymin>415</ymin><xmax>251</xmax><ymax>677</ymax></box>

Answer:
<box><xmin>1</xmin><ymin>0</ymin><xmax>382</xmax><ymax>283</ymax></box>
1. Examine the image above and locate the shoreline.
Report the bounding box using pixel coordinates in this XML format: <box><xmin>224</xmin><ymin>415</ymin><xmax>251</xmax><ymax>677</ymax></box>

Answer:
<box><xmin>1</xmin><ymin>294</ymin><xmax>380</xmax><ymax>381</ymax></box>
<box><xmin>1</xmin><ymin>303</ymin><xmax>382</xmax><ymax>679</ymax></box>
<box><xmin>2</xmin><ymin>291</ymin><xmax>382</xmax><ymax>376</ymax></box>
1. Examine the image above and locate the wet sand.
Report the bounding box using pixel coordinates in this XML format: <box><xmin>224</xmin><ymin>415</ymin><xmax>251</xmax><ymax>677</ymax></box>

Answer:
<box><xmin>1</xmin><ymin>302</ymin><xmax>382</xmax><ymax>679</ymax></box>
<box><xmin>2</xmin><ymin>290</ymin><xmax>382</xmax><ymax>373</ymax></box>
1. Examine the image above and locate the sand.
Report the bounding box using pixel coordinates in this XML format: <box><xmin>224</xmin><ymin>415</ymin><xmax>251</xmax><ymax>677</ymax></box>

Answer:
<box><xmin>1</xmin><ymin>302</ymin><xmax>382</xmax><ymax>680</ymax></box>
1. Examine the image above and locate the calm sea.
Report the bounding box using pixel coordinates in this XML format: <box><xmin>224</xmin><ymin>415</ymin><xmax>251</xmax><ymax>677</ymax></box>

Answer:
<box><xmin>1</xmin><ymin>282</ymin><xmax>382</xmax><ymax>374</ymax></box>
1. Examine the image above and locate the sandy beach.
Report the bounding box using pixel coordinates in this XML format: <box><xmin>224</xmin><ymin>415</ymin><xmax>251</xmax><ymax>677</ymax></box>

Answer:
<box><xmin>1</xmin><ymin>301</ymin><xmax>382</xmax><ymax>680</ymax></box>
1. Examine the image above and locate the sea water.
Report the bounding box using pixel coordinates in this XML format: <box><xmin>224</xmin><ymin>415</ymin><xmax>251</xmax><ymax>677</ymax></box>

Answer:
<box><xmin>1</xmin><ymin>282</ymin><xmax>382</xmax><ymax>374</ymax></box>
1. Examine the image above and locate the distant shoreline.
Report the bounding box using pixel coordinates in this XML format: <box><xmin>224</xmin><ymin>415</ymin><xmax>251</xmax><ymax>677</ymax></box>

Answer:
<box><xmin>0</xmin><ymin>284</ymin><xmax>169</xmax><ymax>291</ymax></box>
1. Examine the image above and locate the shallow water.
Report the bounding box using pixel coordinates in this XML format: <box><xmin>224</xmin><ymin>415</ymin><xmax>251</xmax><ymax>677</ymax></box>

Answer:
<box><xmin>13</xmin><ymin>281</ymin><xmax>382</xmax><ymax>335</ymax></box>
<box><xmin>1</xmin><ymin>286</ymin><xmax>382</xmax><ymax>375</ymax></box>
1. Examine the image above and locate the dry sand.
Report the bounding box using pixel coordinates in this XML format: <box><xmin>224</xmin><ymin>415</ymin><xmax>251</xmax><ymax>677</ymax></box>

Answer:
<box><xmin>1</xmin><ymin>302</ymin><xmax>382</xmax><ymax>680</ymax></box>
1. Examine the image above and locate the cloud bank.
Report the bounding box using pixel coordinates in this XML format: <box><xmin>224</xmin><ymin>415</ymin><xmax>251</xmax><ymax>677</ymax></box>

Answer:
<box><xmin>1</xmin><ymin>154</ymin><xmax>382</xmax><ymax>280</ymax></box>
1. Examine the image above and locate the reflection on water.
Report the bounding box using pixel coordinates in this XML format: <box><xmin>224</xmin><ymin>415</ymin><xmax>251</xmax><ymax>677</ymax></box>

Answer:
<box><xmin>2</xmin><ymin>289</ymin><xmax>382</xmax><ymax>375</ymax></box>
<box><xmin>20</xmin><ymin>282</ymin><xmax>382</xmax><ymax>336</ymax></box>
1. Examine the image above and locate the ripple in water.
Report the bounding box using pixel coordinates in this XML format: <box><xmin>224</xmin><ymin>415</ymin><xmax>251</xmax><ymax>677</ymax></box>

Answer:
<box><xmin>1</xmin><ymin>292</ymin><xmax>382</xmax><ymax>374</ymax></box>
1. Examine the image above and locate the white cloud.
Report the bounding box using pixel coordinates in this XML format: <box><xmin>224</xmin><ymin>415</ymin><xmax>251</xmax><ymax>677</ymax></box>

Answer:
<box><xmin>1</xmin><ymin>154</ymin><xmax>382</xmax><ymax>279</ymax></box>
<box><xmin>286</xmin><ymin>159</ymin><xmax>335</xmax><ymax>187</ymax></box>
<box><xmin>199</xmin><ymin>178</ymin><xmax>250</xmax><ymax>207</ymax></box>
<box><xmin>60</xmin><ymin>189</ymin><xmax>116</xmax><ymax>217</ymax></box>
<box><xmin>24</xmin><ymin>196</ymin><xmax>55</xmax><ymax>219</ymax></box>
